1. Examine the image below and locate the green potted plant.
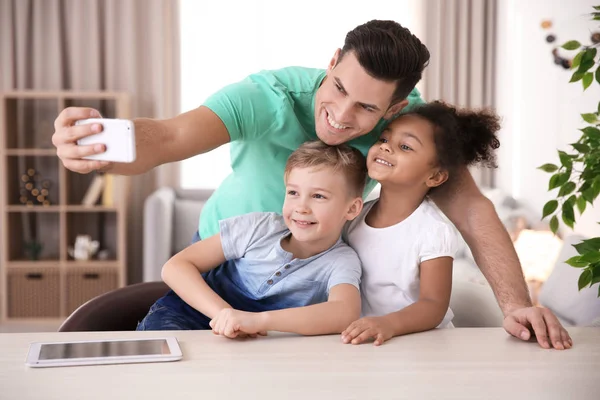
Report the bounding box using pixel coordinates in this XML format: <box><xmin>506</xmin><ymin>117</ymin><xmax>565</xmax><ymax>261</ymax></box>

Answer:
<box><xmin>539</xmin><ymin>6</ymin><xmax>600</xmax><ymax>297</ymax></box>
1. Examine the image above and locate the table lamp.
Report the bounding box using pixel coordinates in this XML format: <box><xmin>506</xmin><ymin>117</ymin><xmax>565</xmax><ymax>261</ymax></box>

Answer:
<box><xmin>513</xmin><ymin>229</ymin><xmax>563</xmax><ymax>305</ymax></box>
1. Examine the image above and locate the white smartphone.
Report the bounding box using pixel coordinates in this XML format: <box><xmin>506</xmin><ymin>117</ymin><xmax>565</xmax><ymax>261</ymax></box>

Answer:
<box><xmin>25</xmin><ymin>337</ymin><xmax>182</xmax><ymax>368</ymax></box>
<box><xmin>76</xmin><ymin>118</ymin><xmax>136</xmax><ymax>163</ymax></box>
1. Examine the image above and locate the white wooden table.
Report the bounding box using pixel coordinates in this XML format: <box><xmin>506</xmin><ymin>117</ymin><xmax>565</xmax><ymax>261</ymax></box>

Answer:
<box><xmin>1</xmin><ymin>328</ymin><xmax>598</xmax><ymax>400</ymax></box>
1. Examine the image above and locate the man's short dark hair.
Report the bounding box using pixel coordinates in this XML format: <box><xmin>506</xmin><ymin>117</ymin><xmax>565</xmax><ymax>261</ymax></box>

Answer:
<box><xmin>340</xmin><ymin>20</ymin><xmax>430</xmax><ymax>104</ymax></box>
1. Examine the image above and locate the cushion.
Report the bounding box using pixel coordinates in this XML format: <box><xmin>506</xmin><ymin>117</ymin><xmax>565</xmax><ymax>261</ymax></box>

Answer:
<box><xmin>538</xmin><ymin>234</ymin><xmax>600</xmax><ymax>326</ymax></box>
<box><xmin>172</xmin><ymin>199</ymin><xmax>205</xmax><ymax>253</ymax></box>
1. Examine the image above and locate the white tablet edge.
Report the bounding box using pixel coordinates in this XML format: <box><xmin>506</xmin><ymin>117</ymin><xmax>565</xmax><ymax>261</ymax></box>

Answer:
<box><xmin>25</xmin><ymin>337</ymin><xmax>182</xmax><ymax>368</ymax></box>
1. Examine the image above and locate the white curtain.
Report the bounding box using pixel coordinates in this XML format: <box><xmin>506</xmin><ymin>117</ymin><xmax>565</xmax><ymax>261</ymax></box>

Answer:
<box><xmin>1</xmin><ymin>0</ymin><xmax>180</xmax><ymax>282</ymax></box>
<box><xmin>419</xmin><ymin>0</ymin><xmax>498</xmax><ymax>187</ymax></box>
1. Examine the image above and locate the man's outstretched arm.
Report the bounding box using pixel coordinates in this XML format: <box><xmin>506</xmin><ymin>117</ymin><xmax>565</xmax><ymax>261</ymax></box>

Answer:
<box><xmin>430</xmin><ymin>167</ymin><xmax>572</xmax><ymax>350</ymax></box>
<box><xmin>53</xmin><ymin>105</ymin><xmax>230</xmax><ymax>175</ymax></box>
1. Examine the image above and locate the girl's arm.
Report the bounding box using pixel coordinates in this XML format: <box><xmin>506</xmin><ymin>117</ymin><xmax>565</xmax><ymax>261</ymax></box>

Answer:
<box><xmin>341</xmin><ymin>256</ymin><xmax>453</xmax><ymax>345</ymax></box>
<box><xmin>382</xmin><ymin>256</ymin><xmax>453</xmax><ymax>335</ymax></box>
<box><xmin>161</xmin><ymin>233</ymin><xmax>232</xmax><ymax>319</ymax></box>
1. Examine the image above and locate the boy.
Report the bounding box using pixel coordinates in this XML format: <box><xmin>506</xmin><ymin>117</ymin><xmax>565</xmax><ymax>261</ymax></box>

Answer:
<box><xmin>137</xmin><ymin>141</ymin><xmax>366</xmax><ymax>337</ymax></box>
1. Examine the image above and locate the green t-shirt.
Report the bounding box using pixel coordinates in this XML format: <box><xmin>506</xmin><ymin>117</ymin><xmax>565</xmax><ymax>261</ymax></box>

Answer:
<box><xmin>200</xmin><ymin>66</ymin><xmax>425</xmax><ymax>238</ymax></box>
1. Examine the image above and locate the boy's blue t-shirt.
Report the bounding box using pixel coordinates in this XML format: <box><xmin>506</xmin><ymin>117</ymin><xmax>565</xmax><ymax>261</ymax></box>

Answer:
<box><xmin>200</xmin><ymin>66</ymin><xmax>425</xmax><ymax>239</ymax></box>
<box><xmin>158</xmin><ymin>212</ymin><xmax>362</xmax><ymax>316</ymax></box>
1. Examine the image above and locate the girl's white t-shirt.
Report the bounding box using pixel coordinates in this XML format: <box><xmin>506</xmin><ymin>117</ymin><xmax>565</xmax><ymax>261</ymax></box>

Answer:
<box><xmin>344</xmin><ymin>199</ymin><xmax>459</xmax><ymax>328</ymax></box>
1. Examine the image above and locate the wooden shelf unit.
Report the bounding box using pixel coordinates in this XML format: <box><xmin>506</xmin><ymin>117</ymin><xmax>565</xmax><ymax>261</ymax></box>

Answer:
<box><xmin>0</xmin><ymin>91</ymin><xmax>130</xmax><ymax>322</ymax></box>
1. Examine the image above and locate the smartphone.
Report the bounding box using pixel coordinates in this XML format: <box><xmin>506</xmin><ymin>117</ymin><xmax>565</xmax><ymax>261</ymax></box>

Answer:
<box><xmin>25</xmin><ymin>337</ymin><xmax>183</xmax><ymax>368</ymax></box>
<box><xmin>76</xmin><ymin>118</ymin><xmax>136</xmax><ymax>163</ymax></box>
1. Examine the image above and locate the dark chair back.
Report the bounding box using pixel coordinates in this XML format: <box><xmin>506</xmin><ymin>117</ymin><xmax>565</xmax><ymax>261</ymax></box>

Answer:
<box><xmin>58</xmin><ymin>281</ymin><xmax>169</xmax><ymax>332</ymax></box>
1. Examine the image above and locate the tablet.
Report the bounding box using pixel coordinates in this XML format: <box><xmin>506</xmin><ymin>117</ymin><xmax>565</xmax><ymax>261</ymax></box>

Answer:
<box><xmin>25</xmin><ymin>337</ymin><xmax>182</xmax><ymax>368</ymax></box>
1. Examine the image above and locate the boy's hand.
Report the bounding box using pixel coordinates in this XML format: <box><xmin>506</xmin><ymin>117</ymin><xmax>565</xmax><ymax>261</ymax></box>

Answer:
<box><xmin>209</xmin><ymin>308</ymin><xmax>268</xmax><ymax>339</ymax></box>
<box><xmin>341</xmin><ymin>316</ymin><xmax>395</xmax><ymax>346</ymax></box>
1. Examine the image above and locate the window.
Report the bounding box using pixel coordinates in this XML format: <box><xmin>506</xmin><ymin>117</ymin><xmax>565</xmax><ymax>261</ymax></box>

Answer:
<box><xmin>179</xmin><ymin>0</ymin><xmax>420</xmax><ymax>188</ymax></box>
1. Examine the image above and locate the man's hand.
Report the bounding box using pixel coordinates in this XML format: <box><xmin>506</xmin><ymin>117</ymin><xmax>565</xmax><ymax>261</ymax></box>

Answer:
<box><xmin>341</xmin><ymin>316</ymin><xmax>395</xmax><ymax>346</ymax></box>
<box><xmin>52</xmin><ymin>107</ymin><xmax>111</xmax><ymax>174</ymax></box>
<box><xmin>503</xmin><ymin>306</ymin><xmax>572</xmax><ymax>350</ymax></box>
<box><xmin>209</xmin><ymin>308</ymin><xmax>268</xmax><ymax>339</ymax></box>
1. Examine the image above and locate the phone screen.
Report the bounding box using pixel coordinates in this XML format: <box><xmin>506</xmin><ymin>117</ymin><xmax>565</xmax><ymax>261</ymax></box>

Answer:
<box><xmin>39</xmin><ymin>339</ymin><xmax>171</xmax><ymax>360</ymax></box>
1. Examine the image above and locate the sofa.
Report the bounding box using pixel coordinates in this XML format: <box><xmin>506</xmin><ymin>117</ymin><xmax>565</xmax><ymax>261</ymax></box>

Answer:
<box><xmin>143</xmin><ymin>186</ymin><xmax>600</xmax><ymax>327</ymax></box>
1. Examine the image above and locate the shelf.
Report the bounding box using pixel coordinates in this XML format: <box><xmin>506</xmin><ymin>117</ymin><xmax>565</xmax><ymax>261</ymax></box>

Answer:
<box><xmin>1</xmin><ymin>91</ymin><xmax>129</xmax><ymax>321</ymax></box>
<box><xmin>3</xmin><ymin>90</ymin><xmax>126</xmax><ymax>99</ymax></box>
<box><xmin>3</xmin><ymin>149</ymin><xmax>56</xmax><ymax>156</ymax></box>
<box><xmin>65</xmin><ymin>205</ymin><xmax>118</xmax><ymax>212</ymax></box>
<box><xmin>7</xmin><ymin>260</ymin><xmax>61</xmax><ymax>268</ymax></box>
<box><xmin>7</xmin><ymin>267</ymin><xmax>61</xmax><ymax>318</ymax></box>
<box><xmin>5</xmin><ymin>155</ymin><xmax>60</xmax><ymax>206</ymax></box>
<box><xmin>66</xmin><ymin>212</ymin><xmax>119</xmax><ymax>261</ymax></box>
<box><xmin>64</xmin><ymin>98</ymin><xmax>117</xmax><ymax>119</ymax></box>
<box><xmin>6</xmin><ymin>205</ymin><xmax>61</xmax><ymax>212</ymax></box>
<box><xmin>5</xmin><ymin>212</ymin><xmax>61</xmax><ymax>262</ymax></box>
<box><xmin>3</xmin><ymin>98</ymin><xmax>58</xmax><ymax>149</ymax></box>
<box><xmin>64</xmin><ymin>260</ymin><xmax>120</xmax><ymax>268</ymax></box>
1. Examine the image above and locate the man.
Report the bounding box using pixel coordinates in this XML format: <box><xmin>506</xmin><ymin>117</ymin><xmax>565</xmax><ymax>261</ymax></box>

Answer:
<box><xmin>52</xmin><ymin>20</ymin><xmax>571</xmax><ymax>349</ymax></box>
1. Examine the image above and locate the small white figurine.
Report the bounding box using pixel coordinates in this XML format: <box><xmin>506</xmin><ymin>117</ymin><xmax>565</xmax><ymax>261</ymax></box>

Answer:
<box><xmin>68</xmin><ymin>234</ymin><xmax>100</xmax><ymax>261</ymax></box>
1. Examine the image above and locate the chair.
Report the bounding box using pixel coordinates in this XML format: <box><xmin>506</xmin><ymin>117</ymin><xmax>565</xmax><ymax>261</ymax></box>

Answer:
<box><xmin>58</xmin><ymin>281</ymin><xmax>170</xmax><ymax>332</ymax></box>
<box><xmin>143</xmin><ymin>187</ymin><xmax>211</xmax><ymax>282</ymax></box>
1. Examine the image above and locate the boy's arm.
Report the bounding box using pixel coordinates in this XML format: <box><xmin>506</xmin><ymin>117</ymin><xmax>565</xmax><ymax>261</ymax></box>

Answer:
<box><xmin>429</xmin><ymin>167</ymin><xmax>571</xmax><ymax>349</ymax></box>
<box><xmin>161</xmin><ymin>234</ymin><xmax>232</xmax><ymax>319</ymax></box>
<box><xmin>258</xmin><ymin>284</ymin><xmax>361</xmax><ymax>335</ymax></box>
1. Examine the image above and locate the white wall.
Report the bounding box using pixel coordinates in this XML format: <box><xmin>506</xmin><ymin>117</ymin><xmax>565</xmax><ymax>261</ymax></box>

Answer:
<box><xmin>496</xmin><ymin>0</ymin><xmax>600</xmax><ymax>238</ymax></box>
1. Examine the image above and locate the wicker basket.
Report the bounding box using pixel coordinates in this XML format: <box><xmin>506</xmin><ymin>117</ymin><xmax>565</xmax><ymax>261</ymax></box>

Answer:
<box><xmin>8</xmin><ymin>267</ymin><xmax>60</xmax><ymax>318</ymax></box>
<box><xmin>66</xmin><ymin>267</ymin><xmax>118</xmax><ymax>314</ymax></box>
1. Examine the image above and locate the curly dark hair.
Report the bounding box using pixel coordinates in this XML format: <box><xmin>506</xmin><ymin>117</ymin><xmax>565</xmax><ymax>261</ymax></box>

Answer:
<box><xmin>408</xmin><ymin>101</ymin><xmax>501</xmax><ymax>174</ymax></box>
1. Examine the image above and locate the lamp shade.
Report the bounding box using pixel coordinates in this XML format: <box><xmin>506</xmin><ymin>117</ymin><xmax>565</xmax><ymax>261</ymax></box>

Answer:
<box><xmin>514</xmin><ymin>229</ymin><xmax>563</xmax><ymax>282</ymax></box>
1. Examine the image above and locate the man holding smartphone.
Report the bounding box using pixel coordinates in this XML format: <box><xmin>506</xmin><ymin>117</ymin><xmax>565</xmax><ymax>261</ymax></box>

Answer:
<box><xmin>52</xmin><ymin>19</ymin><xmax>571</xmax><ymax>350</ymax></box>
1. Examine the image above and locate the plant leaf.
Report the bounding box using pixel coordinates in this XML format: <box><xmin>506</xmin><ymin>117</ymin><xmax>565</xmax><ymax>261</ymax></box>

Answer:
<box><xmin>574</xmin><ymin>238</ymin><xmax>600</xmax><ymax>254</ymax></box>
<box><xmin>581</xmin><ymin>126</ymin><xmax>600</xmax><ymax>139</ymax></box>
<box><xmin>542</xmin><ymin>200</ymin><xmax>558</xmax><ymax>218</ymax></box>
<box><xmin>590</xmin><ymin>264</ymin><xmax>600</xmax><ymax>285</ymax></box>
<box><xmin>598</xmin><ymin>101</ymin><xmax>600</xmax><ymax>115</ymax></box>
<box><xmin>571</xmin><ymin>142</ymin><xmax>590</xmax><ymax>153</ymax></box>
<box><xmin>562</xmin><ymin>202</ymin><xmax>575</xmax><ymax>228</ymax></box>
<box><xmin>579</xmin><ymin>59</ymin><xmax>595</xmax><ymax>75</ymax></box>
<box><xmin>581</xmin><ymin>113</ymin><xmax>598</xmax><ymax>123</ymax></box>
<box><xmin>558</xmin><ymin>181</ymin><xmax>576</xmax><ymax>197</ymax></box>
<box><xmin>565</xmin><ymin>255</ymin><xmax>589</xmax><ymax>268</ymax></box>
<box><xmin>577</xmin><ymin>195</ymin><xmax>587</xmax><ymax>214</ymax></box>
<box><xmin>571</xmin><ymin>71</ymin><xmax>585</xmax><ymax>82</ymax></box>
<box><xmin>562</xmin><ymin>40</ymin><xmax>581</xmax><ymax>50</ymax></box>
<box><xmin>583</xmin><ymin>187</ymin><xmax>596</xmax><ymax>203</ymax></box>
<box><xmin>558</xmin><ymin>151</ymin><xmax>573</xmax><ymax>169</ymax></box>
<box><xmin>549</xmin><ymin>173</ymin><xmax>570</xmax><ymax>190</ymax></box>
<box><xmin>538</xmin><ymin>163</ymin><xmax>559</xmax><ymax>173</ymax></box>
<box><xmin>583</xmin><ymin>72</ymin><xmax>594</xmax><ymax>90</ymax></box>
<box><xmin>596</xmin><ymin>66</ymin><xmax>600</xmax><ymax>85</ymax></box>
<box><xmin>578</xmin><ymin>269</ymin><xmax>592</xmax><ymax>290</ymax></box>
<box><xmin>550</xmin><ymin>215</ymin><xmax>559</xmax><ymax>234</ymax></box>
<box><xmin>572</xmin><ymin>51</ymin><xmax>584</xmax><ymax>69</ymax></box>
<box><xmin>582</xmin><ymin>48</ymin><xmax>597</xmax><ymax>63</ymax></box>
<box><xmin>579</xmin><ymin>251</ymin><xmax>600</xmax><ymax>264</ymax></box>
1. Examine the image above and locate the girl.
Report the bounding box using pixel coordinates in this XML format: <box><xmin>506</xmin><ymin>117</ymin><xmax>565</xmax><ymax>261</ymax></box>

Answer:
<box><xmin>341</xmin><ymin>101</ymin><xmax>500</xmax><ymax>346</ymax></box>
